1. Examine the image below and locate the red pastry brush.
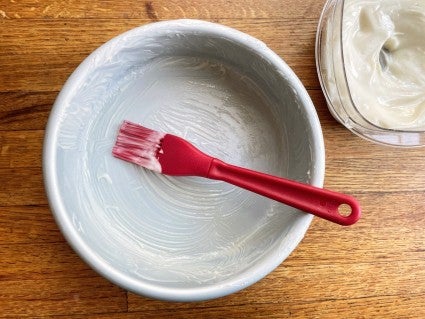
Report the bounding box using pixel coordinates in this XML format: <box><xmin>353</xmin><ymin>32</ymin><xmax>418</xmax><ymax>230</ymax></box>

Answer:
<box><xmin>112</xmin><ymin>121</ymin><xmax>361</xmax><ymax>226</ymax></box>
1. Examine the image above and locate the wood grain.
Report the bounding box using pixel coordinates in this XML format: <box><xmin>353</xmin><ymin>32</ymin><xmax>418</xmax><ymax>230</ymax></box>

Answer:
<box><xmin>0</xmin><ymin>0</ymin><xmax>324</xmax><ymax>20</ymax></box>
<box><xmin>0</xmin><ymin>92</ymin><xmax>56</xmax><ymax>130</ymax></box>
<box><xmin>0</xmin><ymin>205</ymin><xmax>61</xmax><ymax>244</ymax></box>
<box><xmin>1</xmin><ymin>0</ymin><xmax>425</xmax><ymax>317</ymax></box>
<box><xmin>0</xmin><ymin>18</ymin><xmax>319</xmax><ymax>91</ymax></box>
<box><xmin>0</xmin><ymin>277</ymin><xmax>127</xmax><ymax>317</ymax></box>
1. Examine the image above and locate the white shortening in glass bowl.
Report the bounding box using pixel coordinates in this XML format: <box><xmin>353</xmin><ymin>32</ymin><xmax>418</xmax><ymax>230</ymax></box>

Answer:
<box><xmin>316</xmin><ymin>0</ymin><xmax>425</xmax><ymax>147</ymax></box>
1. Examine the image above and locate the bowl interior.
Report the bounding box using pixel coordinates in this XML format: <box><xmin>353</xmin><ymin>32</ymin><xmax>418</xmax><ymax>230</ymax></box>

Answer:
<box><xmin>44</xmin><ymin>20</ymin><xmax>324</xmax><ymax>300</ymax></box>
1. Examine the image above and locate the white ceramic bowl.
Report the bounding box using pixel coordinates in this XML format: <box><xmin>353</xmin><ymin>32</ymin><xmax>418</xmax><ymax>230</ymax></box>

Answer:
<box><xmin>43</xmin><ymin>19</ymin><xmax>325</xmax><ymax>301</ymax></box>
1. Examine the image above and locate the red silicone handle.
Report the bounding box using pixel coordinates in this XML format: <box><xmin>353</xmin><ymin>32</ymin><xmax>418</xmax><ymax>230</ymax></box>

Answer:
<box><xmin>207</xmin><ymin>159</ymin><xmax>361</xmax><ymax>226</ymax></box>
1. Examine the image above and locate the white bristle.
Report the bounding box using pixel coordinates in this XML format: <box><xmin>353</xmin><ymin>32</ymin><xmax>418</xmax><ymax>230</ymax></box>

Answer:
<box><xmin>112</xmin><ymin>121</ymin><xmax>165</xmax><ymax>172</ymax></box>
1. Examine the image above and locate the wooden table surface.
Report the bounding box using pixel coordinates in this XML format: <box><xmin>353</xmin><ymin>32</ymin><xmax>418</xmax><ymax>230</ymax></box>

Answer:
<box><xmin>1</xmin><ymin>0</ymin><xmax>425</xmax><ymax>318</ymax></box>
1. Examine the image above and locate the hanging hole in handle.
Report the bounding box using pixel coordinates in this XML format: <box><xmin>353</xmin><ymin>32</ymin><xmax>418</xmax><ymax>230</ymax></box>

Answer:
<box><xmin>338</xmin><ymin>203</ymin><xmax>352</xmax><ymax>217</ymax></box>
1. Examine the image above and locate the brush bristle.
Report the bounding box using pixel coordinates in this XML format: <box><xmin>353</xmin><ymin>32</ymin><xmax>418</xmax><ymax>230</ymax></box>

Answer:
<box><xmin>112</xmin><ymin>121</ymin><xmax>165</xmax><ymax>172</ymax></box>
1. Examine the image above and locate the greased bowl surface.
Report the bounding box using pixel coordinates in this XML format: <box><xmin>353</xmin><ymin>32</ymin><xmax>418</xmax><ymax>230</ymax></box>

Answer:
<box><xmin>43</xmin><ymin>19</ymin><xmax>325</xmax><ymax>301</ymax></box>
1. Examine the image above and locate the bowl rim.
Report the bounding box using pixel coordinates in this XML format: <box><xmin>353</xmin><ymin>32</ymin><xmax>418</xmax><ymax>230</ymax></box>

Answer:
<box><xmin>43</xmin><ymin>19</ymin><xmax>325</xmax><ymax>301</ymax></box>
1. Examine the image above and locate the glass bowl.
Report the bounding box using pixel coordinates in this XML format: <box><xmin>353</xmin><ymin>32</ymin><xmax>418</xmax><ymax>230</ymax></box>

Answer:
<box><xmin>316</xmin><ymin>0</ymin><xmax>425</xmax><ymax>147</ymax></box>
